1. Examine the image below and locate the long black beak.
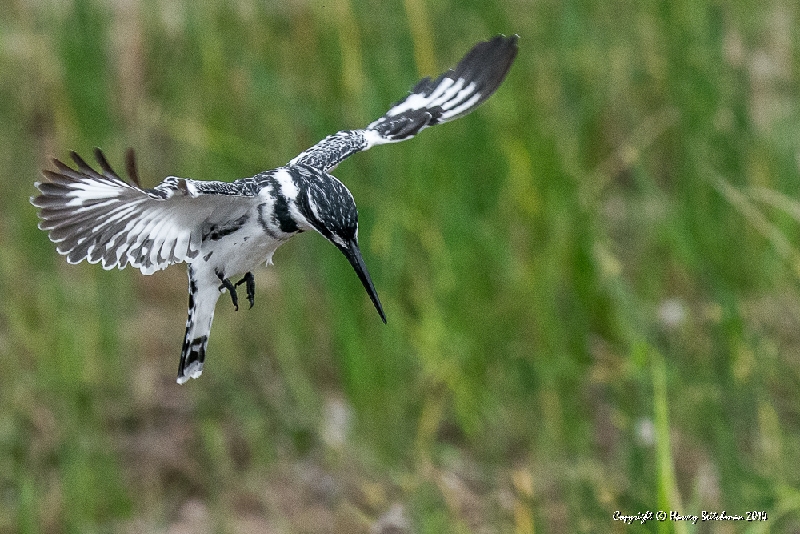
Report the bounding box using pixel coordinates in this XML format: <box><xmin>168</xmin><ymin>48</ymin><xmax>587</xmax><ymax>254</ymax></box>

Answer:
<box><xmin>340</xmin><ymin>239</ymin><xmax>386</xmax><ymax>323</ymax></box>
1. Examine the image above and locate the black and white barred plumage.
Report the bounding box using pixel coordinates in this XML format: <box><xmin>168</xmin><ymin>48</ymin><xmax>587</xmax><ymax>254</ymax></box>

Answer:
<box><xmin>32</xmin><ymin>35</ymin><xmax>518</xmax><ymax>384</ymax></box>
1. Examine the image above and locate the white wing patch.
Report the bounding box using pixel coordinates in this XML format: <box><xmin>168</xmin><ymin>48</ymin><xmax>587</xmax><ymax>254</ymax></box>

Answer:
<box><xmin>383</xmin><ymin>78</ymin><xmax>478</xmax><ymax>120</ymax></box>
<box><xmin>383</xmin><ymin>91</ymin><xmax>435</xmax><ymax>118</ymax></box>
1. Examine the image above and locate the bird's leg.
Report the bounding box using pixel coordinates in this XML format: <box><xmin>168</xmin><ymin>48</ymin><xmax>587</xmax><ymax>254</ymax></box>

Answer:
<box><xmin>235</xmin><ymin>272</ymin><xmax>255</xmax><ymax>309</ymax></box>
<box><xmin>216</xmin><ymin>270</ymin><xmax>239</xmax><ymax>311</ymax></box>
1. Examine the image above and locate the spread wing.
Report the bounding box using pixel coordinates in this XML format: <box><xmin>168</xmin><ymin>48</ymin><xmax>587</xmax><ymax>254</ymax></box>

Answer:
<box><xmin>31</xmin><ymin>149</ymin><xmax>259</xmax><ymax>275</ymax></box>
<box><xmin>289</xmin><ymin>34</ymin><xmax>519</xmax><ymax>172</ymax></box>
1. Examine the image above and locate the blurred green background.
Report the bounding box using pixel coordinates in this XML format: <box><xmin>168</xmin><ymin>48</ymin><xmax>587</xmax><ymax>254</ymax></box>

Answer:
<box><xmin>2</xmin><ymin>0</ymin><xmax>800</xmax><ymax>532</ymax></box>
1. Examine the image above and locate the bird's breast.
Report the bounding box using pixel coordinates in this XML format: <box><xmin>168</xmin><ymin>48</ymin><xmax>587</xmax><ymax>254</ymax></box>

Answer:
<box><xmin>194</xmin><ymin>210</ymin><xmax>293</xmax><ymax>278</ymax></box>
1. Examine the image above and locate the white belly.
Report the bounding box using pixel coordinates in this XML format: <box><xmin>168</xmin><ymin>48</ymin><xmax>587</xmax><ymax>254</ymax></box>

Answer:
<box><xmin>190</xmin><ymin>217</ymin><xmax>290</xmax><ymax>278</ymax></box>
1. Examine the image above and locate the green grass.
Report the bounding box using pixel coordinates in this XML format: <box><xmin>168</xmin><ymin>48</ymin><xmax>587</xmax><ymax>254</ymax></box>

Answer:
<box><xmin>2</xmin><ymin>0</ymin><xmax>800</xmax><ymax>532</ymax></box>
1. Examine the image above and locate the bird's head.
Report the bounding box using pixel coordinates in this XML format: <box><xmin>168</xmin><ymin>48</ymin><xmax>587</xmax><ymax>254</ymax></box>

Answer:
<box><xmin>294</xmin><ymin>172</ymin><xmax>386</xmax><ymax>323</ymax></box>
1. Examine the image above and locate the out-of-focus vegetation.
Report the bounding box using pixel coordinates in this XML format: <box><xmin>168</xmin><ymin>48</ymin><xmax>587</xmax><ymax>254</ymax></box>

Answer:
<box><xmin>2</xmin><ymin>0</ymin><xmax>800</xmax><ymax>532</ymax></box>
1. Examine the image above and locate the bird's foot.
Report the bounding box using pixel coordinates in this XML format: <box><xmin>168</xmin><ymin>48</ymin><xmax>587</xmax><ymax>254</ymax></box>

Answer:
<box><xmin>217</xmin><ymin>271</ymin><xmax>239</xmax><ymax>311</ymax></box>
<box><xmin>235</xmin><ymin>272</ymin><xmax>255</xmax><ymax>309</ymax></box>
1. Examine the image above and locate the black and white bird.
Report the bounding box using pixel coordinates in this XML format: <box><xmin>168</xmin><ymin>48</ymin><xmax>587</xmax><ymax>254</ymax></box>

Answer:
<box><xmin>32</xmin><ymin>35</ymin><xmax>518</xmax><ymax>384</ymax></box>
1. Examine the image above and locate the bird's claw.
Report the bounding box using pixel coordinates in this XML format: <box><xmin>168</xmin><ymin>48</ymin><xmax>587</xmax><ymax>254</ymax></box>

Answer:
<box><xmin>217</xmin><ymin>271</ymin><xmax>255</xmax><ymax>311</ymax></box>
<box><xmin>235</xmin><ymin>272</ymin><xmax>255</xmax><ymax>309</ymax></box>
<box><xmin>217</xmin><ymin>271</ymin><xmax>239</xmax><ymax>311</ymax></box>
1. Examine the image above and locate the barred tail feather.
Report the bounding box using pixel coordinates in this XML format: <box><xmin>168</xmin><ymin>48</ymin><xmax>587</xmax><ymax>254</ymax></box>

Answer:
<box><xmin>177</xmin><ymin>265</ymin><xmax>222</xmax><ymax>384</ymax></box>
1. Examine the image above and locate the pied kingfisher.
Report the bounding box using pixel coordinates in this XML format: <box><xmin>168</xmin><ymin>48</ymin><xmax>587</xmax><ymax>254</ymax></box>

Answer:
<box><xmin>32</xmin><ymin>35</ymin><xmax>518</xmax><ymax>384</ymax></box>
